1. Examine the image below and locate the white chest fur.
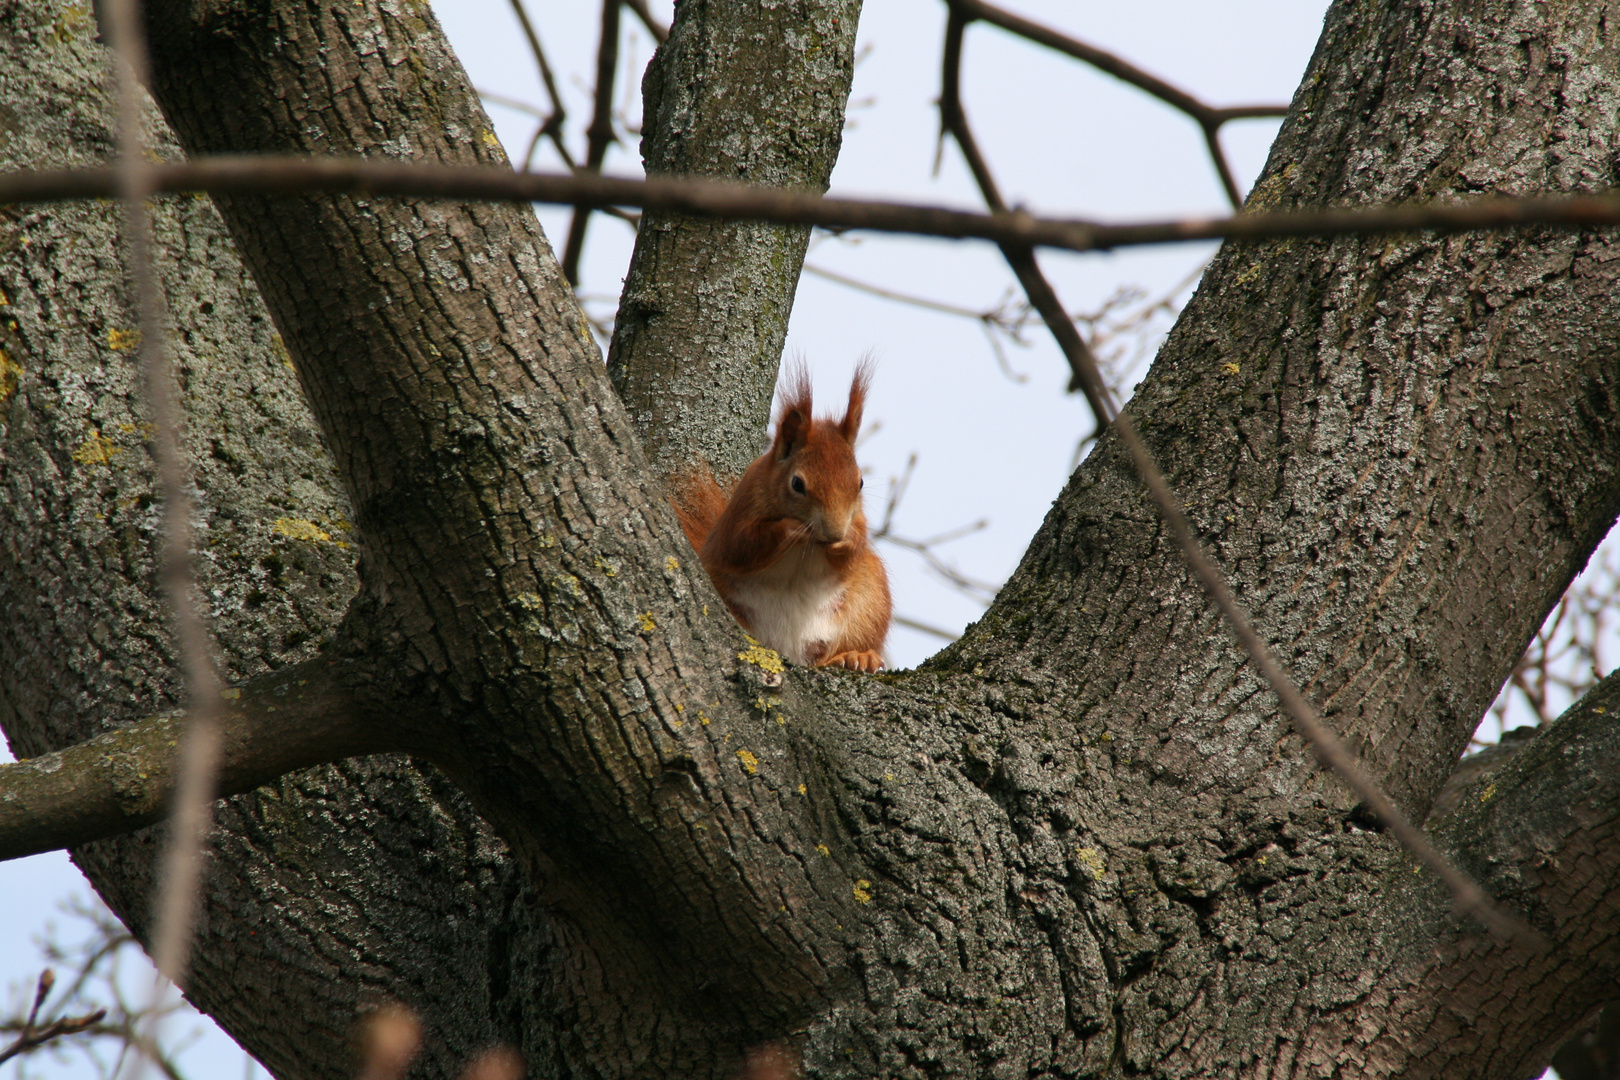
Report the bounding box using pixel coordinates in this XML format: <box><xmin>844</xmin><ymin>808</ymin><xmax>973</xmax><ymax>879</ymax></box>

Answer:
<box><xmin>729</xmin><ymin>541</ymin><xmax>846</xmax><ymax>665</ymax></box>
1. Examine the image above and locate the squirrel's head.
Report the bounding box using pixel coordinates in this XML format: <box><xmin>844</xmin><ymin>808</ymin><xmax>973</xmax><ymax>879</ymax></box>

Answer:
<box><xmin>770</xmin><ymin>361</ymin><xmax>871</xmax><ymax>546</ymax></box>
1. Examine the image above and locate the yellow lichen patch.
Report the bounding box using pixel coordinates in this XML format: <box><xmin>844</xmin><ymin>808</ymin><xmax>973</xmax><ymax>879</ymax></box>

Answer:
<box><xmin>115</xmin><ymin>421</ymin><xmax>156</xmax><ymax>438</ymax></box>
<box><xmin>482</xmin><ymin>130</ymin><xmax>501</xmax><ymax>148</ymax></box>
<box><xmin>515</xmin><ymin>592</ymin><xmax>544</xmax><ymax>611</ymax></box>
<box><xmin>698</xmin><ymin>712</ymin><xmax>711</xmax><ymax>726</ymax></box>
<box><xmin>736</xmin><ymin>749</ymin><xmax>759</xmax><ymax>774</ymax></box>
<box><xmin>753</xmin><ymin>695</ymin><xmax>782</xmax><ymax>714</ymax></box>
<box><xmin>273</xmin><ymin>518</ymin><xmax>331</xmax><ymax>543</ymax></box>
<box><xmin>738</xmin><ymin>644</ymin><xmax>784</xmax><ymax>674</ymax></box>
<box><xmin>0</xmin><ymin>347</ymin><xmax>19</xmax><ymax>404</ymax></box>
<box><xmin>593</xmin><ymin>556</ymin><xmax>617</xmax><ymax>577</ymax></box>
<box><xmin>636</xmin><ymin>612</ymin><xmax>657</xmax><ymax>633</ymax></box>
<box><xmin>52</xmin><ymin>4</ymin><xmax>91</xmax><ymax>44</ymax></box>
<box><xmin>1479</xmin><ymin>781</ymin><xmax>1498</xmax><ymax>804</ymax></box>
<box><xmin>71</xmin><ymin>429</ymin><xmax>121</xmax><ymax>466</ymax></box>
<box><xmin>106</xmin><ymin>327</ymin><xmax>141</xmax><ymax>351</ymax></box>
<box><xmin>269</xmin><ymin>333</ymin><xmax>294</xmax><ymax>369</ymax></box>
<box><xmin>798</xmin><ymin>783</ymin><xmax>807</xmax><ymax>795</ymax></box>
<box><xmin>666</xmin><ymin>556</ymin><xmax>680</xmax><ymax>572</ymax></box>
<box><xmin>852</xmin><ymin>879</ymin><xmax>872</xmax><ymax>904</ymax></box>
<box><xmin>1222</xmin><ymin>362</ymin><xmax>1241</xmax><ymax>376</ymax></box>
<box><xmin>1074</xmin><ymin>847</ymin><xmax>1107</xmax><ymax>881</ymax></box>
<box><xmin>220</xmin><ymin>687</ymin><xmax>242</xmax><ymax>700</ymax></box>
<box><xmin>675</xmin><ymin>703</ymin><xmax>685</xmax><ymax>713</ymax></box>
<box><xmin>816</xmin><ymin>843</ymin><xmax>830</xmax><ymax>857</ymax></box>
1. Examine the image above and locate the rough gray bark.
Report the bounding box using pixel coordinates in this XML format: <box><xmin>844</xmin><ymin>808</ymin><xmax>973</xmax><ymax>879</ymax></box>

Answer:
<box><xmin>0</xmin><ymin>5</ymin><xmax>551</xmax><ymax>1077</ymax></box>
<box><xmin>0</xmin><ymin>0</ymin><xmax>1617</xmax><ymax>1079</ymax></box>
<box><xmin>606</xmin><ymin>0</ymin><xmax>862</xmax><ymax>482</ymax></box>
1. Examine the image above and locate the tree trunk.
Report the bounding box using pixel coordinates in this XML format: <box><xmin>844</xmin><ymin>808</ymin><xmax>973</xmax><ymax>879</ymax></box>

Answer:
<box><xmin>1</xmin><ymin>0</ymin><xmax>1618</xmax><ymax>1077</ymax></box>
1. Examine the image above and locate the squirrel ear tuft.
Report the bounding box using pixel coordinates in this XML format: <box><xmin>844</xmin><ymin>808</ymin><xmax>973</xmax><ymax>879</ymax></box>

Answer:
<box><xmin>840</xmin><ymin>356</ymin><xmax>873</xmax><ymax>442</ymax></box>
<box><xmin>775</xmin><ymin>361</ymin><xmax>814</xmax><ymax>457</ymax></box>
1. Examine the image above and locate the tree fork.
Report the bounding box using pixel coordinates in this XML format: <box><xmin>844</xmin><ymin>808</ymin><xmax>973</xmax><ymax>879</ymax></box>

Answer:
<box><xmin>2</xmin><ymin>0</ymin><xmax>1619</xmax><ymax>1078</ymax></box>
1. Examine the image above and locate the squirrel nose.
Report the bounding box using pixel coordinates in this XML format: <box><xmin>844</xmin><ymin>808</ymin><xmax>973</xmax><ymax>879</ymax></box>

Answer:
<box><xmin>815</xmin><ymin>513</ymin><xmax>849</xmax><ymax>544</ymax></box>
<box><xmin>822</xmin><ymin>508</ymin><xmax>856</xmax><ymax>544</ymax></box>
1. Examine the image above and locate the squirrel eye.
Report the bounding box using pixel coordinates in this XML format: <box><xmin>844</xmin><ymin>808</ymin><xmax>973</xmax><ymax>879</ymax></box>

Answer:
<box><xmin>859</xmin><ymin>478</ymin><xmax>865</xmax><ymax>490</ymax></box>
<box><xmin>791</xmin><ymin>475</ymin><xmax>806</xmax><ymax>495</ymax></box>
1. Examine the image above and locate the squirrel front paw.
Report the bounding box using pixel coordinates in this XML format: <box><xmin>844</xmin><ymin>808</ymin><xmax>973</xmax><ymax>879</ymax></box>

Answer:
<box><xmin>819</xmin><ymin>650</ymin><xmax>884</xmax><ymax>673</ymax></box>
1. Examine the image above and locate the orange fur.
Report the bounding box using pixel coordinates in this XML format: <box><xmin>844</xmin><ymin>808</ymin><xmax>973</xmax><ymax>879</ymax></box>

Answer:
<box><xmin>670</xmin><ymin>362</ymin><xmax>891</xmax><ymax>671</ymax></box>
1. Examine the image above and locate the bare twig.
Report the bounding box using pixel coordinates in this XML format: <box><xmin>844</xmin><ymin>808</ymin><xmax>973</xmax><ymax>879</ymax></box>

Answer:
<box><xmin>503</xmin><ymin>0</ymin><xmax>574</xmax><ymax>173</ymax></box>
<box><xmin>870</xmin><ymin>453</ymin><xmax>1000</xmax><ymax>604</ymax></box>
<box><xmin>804</xmin><ymin>261</ymin><xmax>991</xmax><ymax>320</ymax></box>
<box><xmin>2</xmin><ymin>897</ymin><xmax>239</xmax><ymax>1078</ymax></box>
<box><xmin>804</xmin><ymin>262</ymin><xmax>1038</xmax><ymax>381</ymax></box>
<box><xmin>98</xmin><ymin>0</ymin><xmax>227</xmax><ymax>997</ymax></box>
<box><xmin>622</xmin><ymin>0</ymin><xmax>670</xmax><ymax>43</ymax></box>
<box><xmin>3</xmin><ymin>158</ymin><xmax>1620</xmax><ymax>255</ymax></box>
<box><xmin>938</xmin><ymin>13</ymin><xmax>1106</xmax><ymax>407</ymax></box>
<box><xmin>561</xmin><ymin>0</ymin><xmax>624</xmax><ymax>284</ymax></box>
<box><xmin>0</xmin><ymin>970</ymin><xmax>106</xmax><ymax>1068</ymax></box>
<box><xmin>893</xmin><ymin>614</ymin><xmax>961</xmax><ymax>642</ymax></box>
<box><xmin>943</xmin><ymin>0</ymin><xmax>1287</xmax><ymax>207</ymax></box>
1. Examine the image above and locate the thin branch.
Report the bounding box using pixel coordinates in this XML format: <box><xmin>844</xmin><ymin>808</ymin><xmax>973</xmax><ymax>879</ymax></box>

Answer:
<box><xmin>622</xmin><ymin>0</ymin><xmax>670</xmax><ymax>43</ymax></box>
<box><xmin>1200</xmin><ymin>124</ymin><xmax>1243</xmax><ymax>210</ymax></box>
<box><xmin>938</xmin><ymin>14</ymin><xmax>1104</xmax><ymax>400</ymax></box>
<box><xmin>945</xmin><ymin>0</ymin><xmax>1286</xmax><ymax>207</ymax></box>
<box><xmin>892</xmin><ymin>615</ymin><xmax>960</xmax><ymax>642</ymax></box>
<box><xmin>940</xmin><ymin>10</ymin><xmax>1004</xmax><ymax>209</ymax></box>
<box><xmin>99</xmin><ymin>0</ymin><xmax>226</xmax><ymax>999</ymax></box>
<box><xmin>504</xmin><ymin>0</ymin><xmax>571</xmax><ymax>167</ymax></box>
<box><xmin>561</xmin><ymin>0</ymin><xmax>624</xmax><ymax>284</ymax></box>
<box><xmin>0</xmin><ymin>978</ymin><xmax>106</xmax><ymax>1068</ymax></box>
<box><xmin>802</xmin><ymin>262</ymin><xmax>991</xmax><ymax>320</ymax></box>
<box><xmin>4</xmin><ymin>158</ymin><xmax>1620</xmax><ymax>254</ymax></box>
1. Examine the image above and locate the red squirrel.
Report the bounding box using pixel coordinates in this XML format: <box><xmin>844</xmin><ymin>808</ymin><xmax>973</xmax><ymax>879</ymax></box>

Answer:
<box><xmin>674</xmin><ymin>364</ymin><xmax>891</xmax><ymax>672</ymax></box>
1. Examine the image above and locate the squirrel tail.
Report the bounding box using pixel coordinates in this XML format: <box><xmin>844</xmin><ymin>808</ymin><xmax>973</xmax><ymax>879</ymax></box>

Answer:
<box><xmin>669</xmin><ymin>464</ymin><xmax>730</xmax><ymax>555</ymax></box>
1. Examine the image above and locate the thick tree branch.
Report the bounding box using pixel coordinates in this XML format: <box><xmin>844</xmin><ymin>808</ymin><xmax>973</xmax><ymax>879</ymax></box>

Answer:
<box><xmin>0</xmin><ymin>659</ymin><xmax>395</xmax><ymax>862</ymax></box>
<box><xmin>605</xmin><ymin>0</ymin><xmax>861</xmax><ymax>484</ymax></box>
<box><xmin>1303</xmin><ymin>673</ymin><xmax>1620</xmax><ymax>1079</ymax></box>
<box><xmin>133</xmin><ymin>4</ymin><xmax>865</xmax><ymax>1062</ymax></box>
<box><xmin>939</xmin><ymin>6</ymin><xmax>1529</xmax><ymax>941</ymax></box>
<box><xmin>4</xmin><ymin>0</ymin><xmax>1617</xmax><ymax>1077</ymax></box>
<box><xmin>0</xmin><ymin>9</ymin><xmax>536</xmax><ymax>1078</ymax></box>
